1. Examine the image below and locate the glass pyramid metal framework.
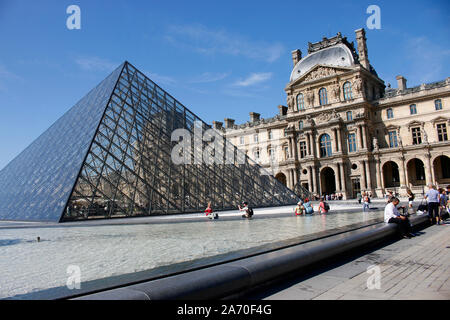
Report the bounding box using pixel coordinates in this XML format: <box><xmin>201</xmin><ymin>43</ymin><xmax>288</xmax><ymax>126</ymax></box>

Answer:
<box><xmin>0</xmin><ymin>62</ymin><xmax>299</xmax><ymax>222</ymax></box>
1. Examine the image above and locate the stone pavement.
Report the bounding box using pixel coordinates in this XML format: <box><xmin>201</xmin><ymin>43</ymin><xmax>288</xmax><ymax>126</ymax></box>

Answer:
<box><xmin>248</xmin><ymin>222</ymin><xmax>450</xmax><ymax>300</ymax></box>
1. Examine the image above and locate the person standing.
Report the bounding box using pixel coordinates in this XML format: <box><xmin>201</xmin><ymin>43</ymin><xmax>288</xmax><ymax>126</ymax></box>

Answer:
<box><xmin>407</xmin><ymin>188</ymin><xmax>415</xmax><ymax>210</ymax></box>
<box><xmin>384</xmin><ymin>197</ymin><xmax>414</xmax><ymax>239</ymax></box>
<box><xmin>425</xmin><ymin>184</ymin><xmax>440</xmax><ymax>224</ymax></box>
<box><xmin>439</xmin><ymin>189</ymin><xmax>448</xmax><ymax>225</ymax></box>
<box><xmin>362</xmin><ymin>193</ymin><xmax>370</xmax><ymax>211</ymax></box>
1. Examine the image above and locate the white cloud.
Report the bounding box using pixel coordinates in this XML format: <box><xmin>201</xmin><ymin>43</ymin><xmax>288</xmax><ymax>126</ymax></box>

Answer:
<box><xmin>233</xmin><ymin>72</ymin><xmax>272</xmax><ymax>87</ymax></box>
<box><xmin>146</xmin><ymin>72</ymin><xmax>177</xmax><ymax>86</ymax></box>
<box><xmin>189</xmin><ymin>72</ymin><xmax>230</xmax><ymax>84</ymax></box>
<box><xmin>165</xmin><ymin>24</ymin><xmax>284</xmax><ymax>63</ymax></box>
<box><xmin>75</xmin><ymin>57</ymin><xmax>118</xmax><ymax>72</ymax></box>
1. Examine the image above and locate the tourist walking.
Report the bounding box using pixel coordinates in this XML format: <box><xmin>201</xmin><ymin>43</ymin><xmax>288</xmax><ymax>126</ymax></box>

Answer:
<box><xmin>238</xmin><ymin>201</ymin><xmax>254</xmax><ymax>219</ymax></box>
<box><xmin>384</xmin><ymin>197</ymin><xmax>414</xmax><ymax>239</ymax></box>
<box><xmin>425</xmin><ymin>184</ymin><xmax>440</xmax><ymax>224</ymax></box>
<box><xmin>407</xmin><ymin>188</ymin><xmax>415</xmax><ymax>210</ymax></box>
<box><xmin>439</xmin><ymin>189</ymin><xmax>448</xmax><ymax>224</ymax></box>
<box><xmin>362</xmin><ymin>192</ymin><xmax>370</xmax><ymax>211</ymax></box>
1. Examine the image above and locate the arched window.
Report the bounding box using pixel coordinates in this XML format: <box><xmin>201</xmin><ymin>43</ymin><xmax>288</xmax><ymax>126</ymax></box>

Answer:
<box><xmin>343</xmin><ymin>81</ymin><xmax>353</xmax><ymax>101</ymax></box>
<box><xmin>319</xmin><ymin>88</ymin><xmax>328</xmax><ymax>105</ymax></box>
<box><xmin>409</xmin><ymin>104</ymin><xmax>417</xmax><ymax>115</ymax></box>
<box><xmin>435</xmin><ymin>99</ymin><xmax>442</xmax><ymax>110</ymax></box>
<box><xmin>320</xmin><ymin>134</ymin><xmax>332</xmax><ymax>158</ymax></box>
<box><xmin>387</xmin><ymin>108</ymin><xmax>394</xmax><ymax>119</ymax></box>
<box><xmin>296</xmin><ymin>93</ymin><xmax>305</xmax><ymax>111</ymax></box>
<box><xmin>298</xmin><ymin>120</ymin><xmax>304</xmax><ymax>130</ymax></box>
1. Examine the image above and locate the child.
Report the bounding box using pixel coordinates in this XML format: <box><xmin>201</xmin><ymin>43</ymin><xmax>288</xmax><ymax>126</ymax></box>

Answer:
<box><xmin>294</xmin><ymin>201</ymin><xmax>304</xmax><ymax>215</ymax></box>
<box><xmin>205</xmin><ymin>202</ymin><xmax>218</xmax><ymax>219</ymax></box>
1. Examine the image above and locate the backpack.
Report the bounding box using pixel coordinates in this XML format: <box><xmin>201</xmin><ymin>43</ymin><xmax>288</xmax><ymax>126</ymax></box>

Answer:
<box><xmin>324</xmin><ymin>202</ymin><xmax>330</xmax><ymax>211</ymax></box>
<box><xmin>247</xmin><ymin>208</ymin><xmax>254</xmax><ymax>216</ymax></box>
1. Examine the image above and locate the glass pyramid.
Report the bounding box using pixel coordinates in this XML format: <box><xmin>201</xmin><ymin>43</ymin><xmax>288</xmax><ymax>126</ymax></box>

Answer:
<box><xmin>0</xmin><ymin>62</ymin><xmax>298</xmax><ymax>222</ymax></box>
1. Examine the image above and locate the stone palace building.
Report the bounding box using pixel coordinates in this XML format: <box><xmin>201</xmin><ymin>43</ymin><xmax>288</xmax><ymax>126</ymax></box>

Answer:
<box><xmin>213</xmin><ymin>28</ymin><xmax>450</xmax><ymax>199</ymax></box>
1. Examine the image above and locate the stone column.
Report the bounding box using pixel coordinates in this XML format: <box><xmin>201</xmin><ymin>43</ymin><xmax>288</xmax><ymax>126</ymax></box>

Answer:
<box><xmin>334</xmin><ymin>129</ymin><xmax>339</xmax><ymax>152</ymax></box>
<box><xmin>336</xmin><ymin>129</ymin><xmax>341</xmax><ymax>153</ymax></box>
<box><xmin>398</xmin><ymin>157</ymin><xmax>406</xmax><ymax>188</ymax></box>
<box><xmin>312</xmin><ymin>165</ymin><xmax>319</xmax><ymax>194</ymax></box>
<box><xmin>308</xmin><ymin>166</ymin><xmax>314</xmax><ymax>193</ymax></box>
<box><xmin>332</xmin><ymin>163</ymin><xmax>340</xmax><ymax>192</ymax></box>
<box><xmin>375</xmin><ymin>158</ymin><xmax>382</xmax><ymax>189</ymax></box>
<box><xmin>315</xmin><ymin>136</ymin><xmax>321</xmax><ymax>158</ymax></box>
<box><xmin>361</xmin><ymin>125</ymin><xmax>367</xmax><ymax>149</ymax></box>
<box><xmin>424</xmin><ymin>153</ymin><xmax>433</xmax><ymax>185</ymax></box>
<box><xmin>293</xmin><ymin>168</ymin><xmax>298</xmax><ymax>187</ymax></box>
<box><xmin>360</xmin><ymin>160</ymin><xmax>367</xmax><ymax>191</ymax></box>
<box><xmin>357</xmin><ymin>126</ymin><xmax>363</xmax><ymax>150</ymax></box>
<box><xmin>306</xmin><ymin>133</ymin><xmax>311</xmax><ymax>156</ymax></box>
<box><xmin>365</xmin><ymin>160</ymin><xmax>372</xmax><ymax>190</ymax></box>
<box><xmin>339</xmin><ymin>162</ymin><xmax>347</xmax><ymax>195</ymax></box>
<box><xmin>287</xmin><ymin>170</ymin><xmax>293</xmax><ymax>189</ymax></box>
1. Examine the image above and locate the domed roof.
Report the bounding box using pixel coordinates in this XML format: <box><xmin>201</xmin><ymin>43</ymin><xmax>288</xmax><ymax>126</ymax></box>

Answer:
<box><xmin>290</xmin><ymin>44</ymin><xmax>355</xmax><ymax>83</ymax></box>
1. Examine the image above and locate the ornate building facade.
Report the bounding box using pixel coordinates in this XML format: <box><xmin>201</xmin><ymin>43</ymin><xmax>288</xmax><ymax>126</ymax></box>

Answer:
<box><xmin>214</xmin><ymin>28</ymin><xmax>450</xmax><ymax>199</ymax></box>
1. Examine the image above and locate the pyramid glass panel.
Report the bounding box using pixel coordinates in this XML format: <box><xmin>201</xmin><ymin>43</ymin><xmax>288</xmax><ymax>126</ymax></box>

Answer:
<box><xmin>0</xmin><ymin>62</ymin><xmax>298</xmax><ymax>222</ymax></box>
<box><xmin>0</xmin><ymin>64</ymin><xmax>124</xmax><ymax>222</ymax></box>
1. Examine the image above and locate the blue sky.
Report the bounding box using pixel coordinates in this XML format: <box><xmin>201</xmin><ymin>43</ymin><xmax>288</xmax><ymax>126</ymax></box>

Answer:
<box><xmin>0</xmin><ymin>0</ymin><xmax>449</xmax><ymax>170</ymax></box>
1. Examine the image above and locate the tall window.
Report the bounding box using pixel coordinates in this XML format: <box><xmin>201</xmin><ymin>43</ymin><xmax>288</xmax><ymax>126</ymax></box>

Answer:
<box><xmin>299</xmin><ymin>141</ymin><xmax>307</xmax><ymax>158</ymax></box>
<box><xmin>437</xmin><ymin>123</ymin><xmax>448</xmax><ymax>141</ymax></box>
<box><xmin>253</xmin><ymin>134</ymin><xmax>258</xmax><ymax>143</ymax></box>
<box><xmin>269</xmin><ymin>148</ymin><xmax>275</xmax><ymax>161</ymax></box>
<box><xmin>387</xmin><ymin>108</ymin><xmax>394</xmax><ymax>119</ymax></box>
<box><xmin>412</xmin><ymin>127</ymin><xmax>422</xmax><ymax>145</ymax></box>
<box><xmin>298</xmin><ymin>120</ymin><xmax>304</xmax><ymax>130</ymax></box>
<box><xmin>284</xmin><ymin>146</ymin><xmax>290</xmax><ymax>159</ymax></box>
<box><xmin>268</xmin><ymin>131</ymin><xmax>273</xmax><ymax>140</ymax></box>
<box><xmin>388</xmin><ymin>131</ymin><xmax>398</xmax><ymax>148</ymax></box>
<box><xmin>410</xmin><ymin>104</ymin><xmax>417</xmax><ymax>115</ymax></box>
<box><xmin>320</xmin><ymin>134</ymin><xmax>332</xmax><ymax>157</ymax></box>
<box><xmin>343</xmin><ymin>81</ymin><xmax>353</xmax><ymax>100</ymax></box>
<box><xmin>348</xmin><ymin>133</ymin><xmax>357</xmax><ymax>152</ymax></box>
<box><xmin>240</xmin><ymin>136</ymin><xmax>245</xmax><ymax>145</ymax></box>
<box><xmin>435</xmin><ymin>99</ymin><xmax>442</xmax><ymax>110</ymax></box>
<box><xmin>319</xmin><ymin>88</ymin><xmax>328</xmax><ymax>105</ymax></box>
<box><xmin>296</xmin><ymin>93</ymin><xmax>305</xmax><ymax>111</ymax></box>
<box><xmin>253</xmin><ymin>148</ymin><xmax>260</xmax><ymax>160</ymax></box>
<box><xmin>346</xmin><ymin>111</ymin><xmax>353</xmax><ymax>121</ymax></box>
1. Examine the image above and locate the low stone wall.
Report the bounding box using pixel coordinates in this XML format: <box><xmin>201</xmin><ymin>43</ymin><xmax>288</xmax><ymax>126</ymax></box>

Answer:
<box><xmin>73</xmin><ymin>214</ymin><xmax>431</xmax><ymax>300</ymax></box>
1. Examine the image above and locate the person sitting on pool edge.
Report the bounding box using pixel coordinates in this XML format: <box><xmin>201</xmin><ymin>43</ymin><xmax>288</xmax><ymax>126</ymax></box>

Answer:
<box><xmin>238</xmin><ymin>201</ymin><xmax>254</xmax><ymax>219</ymax></box>
<box><xmin>384</xmin><ymin>197</ymin><xmax>414</xmax><ymax>239</ymax></box>
<box><xmin>318</xmin><ymin>197</ymin><xmax>329</xmax><ymax>214</ymax></box>
<box><xmin>294</xmin><ymin>201</ymin><xmax>304</xmax><ymax>215</ymax></box>
<box><xmin>303</xmin><ymin>198</ymin><xmax>314</xmax><ymax>214</ymax></box>
<box><xmin>205</xmin><ymin>202</ymin><xmax>218</xmax><ymax>219</ymax></box>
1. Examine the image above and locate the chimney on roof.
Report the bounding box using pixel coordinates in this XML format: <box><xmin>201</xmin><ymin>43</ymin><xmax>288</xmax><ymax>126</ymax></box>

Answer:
<box><xmin>212</xmin><ymin>121</ymin><xmax>223</xmax><ymax>130</ymax></box>
<box><xmin>224</xmin><ymin>118</ymin><xmax>235</xmax><ymax>129</ymax></box>
<box><xmin>355</xmin><ymin>28</ymin><xmax>370</xmax><ymax>70</ymax></box>
<box><xmin>291</xmin><ymin>49</ymin><xmax>302</xmax><ymax>68</ymax></box>
<box><xmin>249</xmin><ymin>112</ymin><xmax>260</xmax><ymax>122</ymax></box>
<box><xmin>278</xmin><ymin>105</ymin><xmax>288</xmax><ymax>116</ymax></box>
<box><xmin>396</xmin><ymin>75</ymin><xmax>407</xmax><ymax>91</ymax></box>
